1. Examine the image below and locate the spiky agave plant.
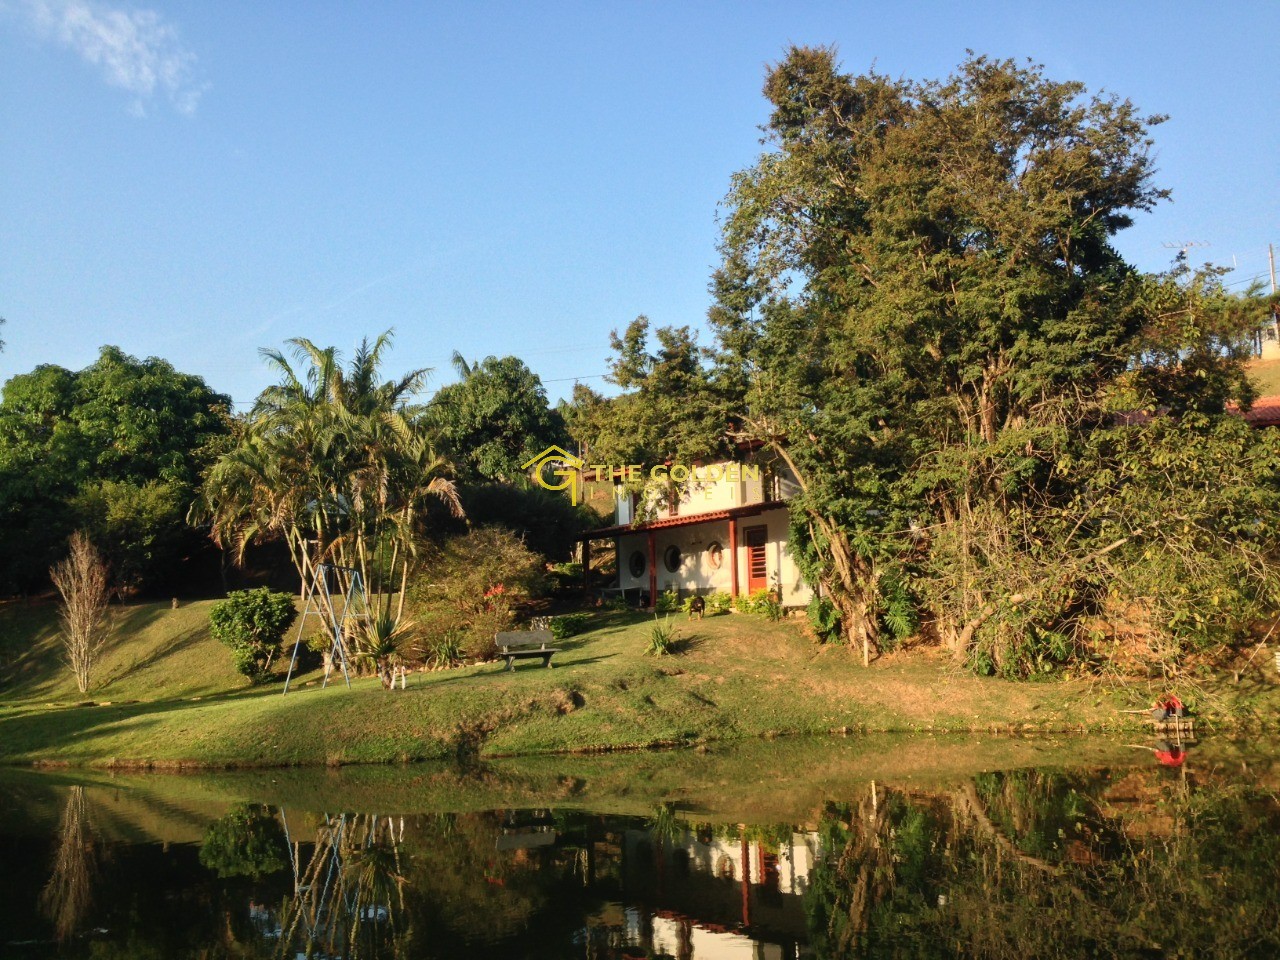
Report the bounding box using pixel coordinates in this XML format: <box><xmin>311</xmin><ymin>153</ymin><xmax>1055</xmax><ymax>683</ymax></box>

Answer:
<box><xmin>360</xmin><ymin>613</ymin><xmax>414</xmax><ymax>690</ymax></box>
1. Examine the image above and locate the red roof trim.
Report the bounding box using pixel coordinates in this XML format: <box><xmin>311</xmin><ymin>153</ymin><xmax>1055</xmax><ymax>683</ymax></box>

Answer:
<box><xmin>1236</xmin><ymin>395</ymin><xmax>1280</xmax><ymax>427</ymax></box>
<box><xmin>580</xmin><ymin>500</ymin><xmax>787</xmax><ymax>540</ymax></box>
<box><xmin>1116</xmin><ymin>397</ymin><xmax>1280</xmax><ymax>428</ymax></box>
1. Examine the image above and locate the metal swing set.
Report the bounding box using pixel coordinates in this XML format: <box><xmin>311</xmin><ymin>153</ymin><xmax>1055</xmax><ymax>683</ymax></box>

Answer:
<box><xmin>282</xmin><ymin>562</ymin><xmax>369</xmax><ymax>693</ymax></box>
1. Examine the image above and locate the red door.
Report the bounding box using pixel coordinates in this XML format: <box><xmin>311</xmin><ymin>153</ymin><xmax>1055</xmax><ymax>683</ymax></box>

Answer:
<box><xmin>745</xmin><ymin>526</ymin><xmax>768</xmax><ymax>594</ymax></box>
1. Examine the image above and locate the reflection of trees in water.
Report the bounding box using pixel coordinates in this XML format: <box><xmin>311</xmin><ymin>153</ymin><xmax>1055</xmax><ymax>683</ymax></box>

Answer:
<box><xmin>40</xmin><ymin>785</ymin><xmax>99</xmax><ymax>942</ymax></box>
<box><xmin>278</xmin><ymin>813</ymin><xmax>408</xmax><ymax>959</ymax></box>
<box><xmin>276</xmin><ymin>809</ymin><xmax>602</xmax><ymax>958</ymax></box>
<box><xmin>30</xmin><ymin>769</ymin><xmax>1276</xmax><ymax>960</ymax></box>
<box><xmin>200</xmin><ymin>804</ymin><xmax>288</xmax><ymax>878</ymax></box>
<box><xmin>805</xmin><ymin>769</ymin><xmax>1280</xmax><ymax>959</ymax></box>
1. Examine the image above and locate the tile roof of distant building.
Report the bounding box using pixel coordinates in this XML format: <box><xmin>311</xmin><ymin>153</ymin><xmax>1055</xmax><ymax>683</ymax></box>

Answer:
<box><xmin>1114</xmin><ymin>396</ymin><xmax>1280</xmax><ymax>428</ymax></box>
<box><xmin>1240</xmin><ymin>394</ymin><xmax>1280</xmax><ymax>427</ymax></box>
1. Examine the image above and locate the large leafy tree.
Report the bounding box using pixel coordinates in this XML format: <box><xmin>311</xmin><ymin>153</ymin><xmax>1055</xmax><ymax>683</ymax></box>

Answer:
<box><xmin>707</xmin><ymin>48</ymin><xmax>1277</xmax><ymax>668</ymax></box>
<box><xmin>197</xmin><ymin>332</ymin><xmax>462</xmax><ymax>626</ymax></box>
<box><xmin>426</xmin><ymin>353</ymin><xmax>568</xmax><ymax>483</ymax></box>
<box><xmin>0</xmin><ymin>346</ymin><xmax>231</xmax><ymax>593</ymax></box>
<box><xmin>565</xmin><ymin>316</ymin><xmax>728</xmax><ymax>467</ymax></box>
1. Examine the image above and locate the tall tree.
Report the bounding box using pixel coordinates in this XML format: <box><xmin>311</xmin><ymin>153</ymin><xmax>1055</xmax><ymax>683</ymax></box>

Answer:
<box><xmin>566</xmin><ymin>316</ymin><xmax>728</xmax><ymax>467</ymax></box>
<box><xmin>50</xmin><ymin>532</ymin><xmax>112</xmax><ymax>693</ymax></box>
<box><xmin>708</xmin><ymin>48</ymin><xmax>1275</xmax><ymax>668</ymax></box>
<box><xmin>426</xmin><ymin>353</ymin><xmax>568</xmax><ymax>483</ymax></box>
<box><xmin>0</xmin><ymin>347</ymin><xmax>230</xmax><ymax>593</ymax></box>
<box><xmin>197</xmin><ymin>332</ymin><xmax>462</xmax><ymax>625</ymax></box>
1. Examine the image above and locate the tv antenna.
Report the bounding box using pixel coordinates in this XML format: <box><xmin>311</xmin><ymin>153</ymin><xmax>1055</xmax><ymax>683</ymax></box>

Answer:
<box><xmin>1162</xmin><ymin>240</ymin><xmax>1210</xmax><ymax>260</ymax></box>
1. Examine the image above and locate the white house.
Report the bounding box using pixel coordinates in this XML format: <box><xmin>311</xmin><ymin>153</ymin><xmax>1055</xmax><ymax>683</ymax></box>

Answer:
<box><xmin>580</xmin><ymin>460</ymin><xmax>814</xmax><ymax>608</ymax></box>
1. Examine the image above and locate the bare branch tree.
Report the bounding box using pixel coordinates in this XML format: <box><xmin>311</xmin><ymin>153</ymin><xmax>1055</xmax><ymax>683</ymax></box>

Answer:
<box><xmin>50</xmin><ymin>532</ymin><xmax>112</xmax><ymax>694</ymax></box>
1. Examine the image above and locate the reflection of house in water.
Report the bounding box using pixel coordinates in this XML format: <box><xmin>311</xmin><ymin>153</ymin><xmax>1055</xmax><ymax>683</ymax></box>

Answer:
<box><xmin>617</xmin><ymin>825</ymin><xmax>817</xmax><ymax>957</ymax></box>
<box><xmin>496</xmin><ymin>807</ymin><xmax>557</xmax><ymax>850</ymax></box>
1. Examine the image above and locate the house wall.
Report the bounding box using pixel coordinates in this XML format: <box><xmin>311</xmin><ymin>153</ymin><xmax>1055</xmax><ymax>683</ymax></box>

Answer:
<box><xmin>614</xmin><ymin>506</ymin><xmax>813</xmax><ymax>607</ymax></box>
<box><xmin>612</xmin><ymin>461</ymin><xmax>795</xmax><ymax>525</ymax></box>
<box><xmin>617</xmin><ymin>520</ymin><xmax>730</xmax><ymax>596</ymax></box>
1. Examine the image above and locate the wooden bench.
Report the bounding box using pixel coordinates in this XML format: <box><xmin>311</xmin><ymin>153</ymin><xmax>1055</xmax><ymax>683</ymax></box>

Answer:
<box><xmin>496</xmin><ymin>630</ymin><xmax>559</xmax><ymax>671</ymax></box>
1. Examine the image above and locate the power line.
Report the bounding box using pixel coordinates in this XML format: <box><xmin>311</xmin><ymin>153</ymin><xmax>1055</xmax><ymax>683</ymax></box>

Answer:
<box><xmin>1224</xmin><ymin>271</ymin><xmax>1269</xmax><ymax>289</ymax></box>
<box><xmin>542</xmin><ymin>373</ymin><xmax>609</xmax><ymax>384</ymax></box>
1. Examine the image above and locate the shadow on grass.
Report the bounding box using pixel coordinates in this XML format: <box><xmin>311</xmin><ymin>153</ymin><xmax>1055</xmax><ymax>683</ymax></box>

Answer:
<box><xmin>484</xmin><ymin>652</ymin><xmax>620</xmax><ymax>676</ymax></box>
<box><xmin>101</xmin><ymin>626</ymin><xmax>208</xmax><ymax>687</ymax></box>
<box><xmin>108</xmin><ymin>602</ymin><xmax>171</xmax><ymax>641</ymax></box>
<box><xmin>0</xmin><ymin>702</ymin><xmax>170</xmax><ymax>761</ymax></box>
<box><xmin>381</xmin><ymin>652</ymin><xmax>622</xmax><ymax>692</ymax></box>
<box><xmin>0</xmin><ymin>600</ymin><xmax>202</xmax><ymax>700</ymax></box>
<box><xmin>666</xmin><ymin>633</ymin><xmax>705</xmax><ymax>656</ymax></box>
<box><xmin>0</xmin><ymin>671</ymin><xmax>339</xmax><ymax>761</ymax></box>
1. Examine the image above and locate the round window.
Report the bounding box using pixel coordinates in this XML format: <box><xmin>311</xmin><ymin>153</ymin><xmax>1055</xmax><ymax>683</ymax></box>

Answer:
<box><xmin>629</xmin><ymin>550</ymin><xmax>647</xmax><ymax>578</ymax></box>
<box><xmin>663</xmin><ymin>544</ymin><xmax>682</xmax><ymax>572</ymax></box>
<box><xmin>707</xmin><ymin>542</ymin><xmax>723</xmax><ymax>569</ymax></box>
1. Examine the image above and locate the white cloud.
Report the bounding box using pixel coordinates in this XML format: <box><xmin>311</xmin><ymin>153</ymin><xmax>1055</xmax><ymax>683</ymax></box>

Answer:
<box><xmin>11</xmin><ymin>0</ymin><xmax>205</xmax><ymax>114</ymax></box>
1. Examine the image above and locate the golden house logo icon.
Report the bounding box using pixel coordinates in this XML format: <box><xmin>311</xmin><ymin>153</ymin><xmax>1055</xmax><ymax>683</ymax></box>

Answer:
<box><xmin>522</xmin><ymin>446</ymin><xmax>586</xmax><ymax>504</ymax></box>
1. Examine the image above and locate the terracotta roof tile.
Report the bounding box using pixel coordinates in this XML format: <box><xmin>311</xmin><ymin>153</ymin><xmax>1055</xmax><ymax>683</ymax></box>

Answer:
<box><xmin>1241</xmin><ymin>395</ymin><xmax>1280</xmax><ymax>427</ymax></box>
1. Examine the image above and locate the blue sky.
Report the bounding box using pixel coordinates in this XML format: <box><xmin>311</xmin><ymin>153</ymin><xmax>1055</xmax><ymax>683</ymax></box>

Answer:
<box><xmin>2</xmin><ymin>1</ymin><xmax>1277</xmax><ymax>407</ymax></box>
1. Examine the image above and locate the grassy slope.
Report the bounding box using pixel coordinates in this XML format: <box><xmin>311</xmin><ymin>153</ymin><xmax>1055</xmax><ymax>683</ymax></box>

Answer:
<box><xmin>1247</xmin><ymin>358</ymin><xmax>1280</xmax><ymax>397</ymax></box>
<box><xmin>1</xmin><ymin>600</ymin><xmax>1276</xmax><ymax>768</ymax></box>
<box><xmin>0</xmin><ymin>598</ymin><xmax>252</xmax><ymax>702</ymax></box>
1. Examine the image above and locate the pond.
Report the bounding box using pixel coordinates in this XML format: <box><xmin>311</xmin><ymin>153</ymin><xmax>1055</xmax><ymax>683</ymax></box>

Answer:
<box><xmin>1</xmin><ymin>734</ymin><xmax>1277</xmax><ymax>959</ymax></box>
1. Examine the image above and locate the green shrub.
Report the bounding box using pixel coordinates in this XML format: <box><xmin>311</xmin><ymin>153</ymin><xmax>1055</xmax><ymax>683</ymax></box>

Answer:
<box><xmin>807</xmin><ymin>595</ymin><xmax>842</xmax><ymax>643</ymax></box>
<box><xmin>405</xmin><ymin>526</ymin><xmax>546</xmax><ymax>663</ymax></box>
<box><xmin>706</xmin><ymin>591</ymin><xmax>733</xmax><ymax>615</ymax></box>
<box><xmin>877</xmin><ymin>572</ymin><xmax>919</xmax><ymax>652</ymax></box>
<box><xmin>550</xmin><ymin>612</ymin><xmax>591</xmax><ymax>640</ymax></box>
<box><xmin>208</xmin><ymin>588</ymin><xmax>297</xmax><ymax>683</ymax></box>
<box><xmin>427</xmin><ymin>630</ymin><xmax>465</xmax><ymax>669</ymax></box>
<box><xmin>655</xmin><ymin>588</ymin><xmax>681</xmax><ymax>614</ymax></box>
<box><xmin>735</xmin><ymin>588</ymin><xmax>782</xmax><ymax>621</ymax></box>
<box><xmin>647</xmin><ymin>615</ymin><xmax>678</xmax><ymax>656</ymax></box>
<box><xmin>546</xmin><ymin>560</ymin><xmax>583</xmax><ymax>590</ymax></box>
<box><xmin>289</xmin><ymin>631</ymin><xmax>329</xmax><ymax>672</ymax></box>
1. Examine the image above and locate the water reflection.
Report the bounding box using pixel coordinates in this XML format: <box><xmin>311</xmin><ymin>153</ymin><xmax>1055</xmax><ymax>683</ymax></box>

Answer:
<box><xmin>2</xmin><ymin>743</ymin><xmax>1278</xmax><ymax>959</ymax></box>
<box><xmin>274</xmin><ymin>813</ymin><xmax>408</xmax><ymax>958</ymax></box>
<box><xmin>40</xmin><ymin>786</ymin><xmax>100</xmax><ymax>942</ymax></box>
<box><xmin>806</xmin><ymin>766</ymin><xmax>1280</xmax><ymax>959</ymax></box>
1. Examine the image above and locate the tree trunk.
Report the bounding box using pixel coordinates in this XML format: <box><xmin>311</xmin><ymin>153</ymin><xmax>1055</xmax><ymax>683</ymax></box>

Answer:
<box><xmin>767</xmin><ymin>435</ymin><xmax>881</xmax><ymax>666</ymax></box>
<box><xmin>817</xmin><ymin>527</ymin><xmax>879</xmax><ymax>667</ymax></box>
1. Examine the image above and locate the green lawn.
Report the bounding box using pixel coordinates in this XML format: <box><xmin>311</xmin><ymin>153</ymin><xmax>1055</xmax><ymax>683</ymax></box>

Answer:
<box><xmin>1</xmin><ymin>599</ymin><xmax>1276</xmax><ymax>768</ymax></box>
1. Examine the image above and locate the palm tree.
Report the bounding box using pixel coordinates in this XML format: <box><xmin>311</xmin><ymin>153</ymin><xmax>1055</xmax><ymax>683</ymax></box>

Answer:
<box><xmin>196</xmin><ymin>331</ymin><xmax>462</xmax><ymax>647</ymax></box>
